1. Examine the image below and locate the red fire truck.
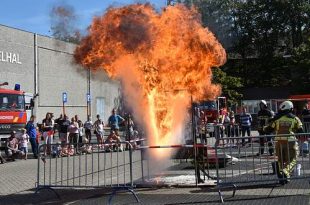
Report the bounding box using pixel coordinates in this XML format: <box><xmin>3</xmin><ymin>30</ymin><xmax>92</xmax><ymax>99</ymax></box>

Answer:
<box><xmin>0</xmin><ymin>82</ymin><xmax>32</xmax><ymax>148</ymax></box>
<box><xmin>197</xmin><ymin>97</ymin><xmax>227</xmax><ymax>122</ymax></box>
<box><xmin>197</xmin><ymin>97</ymin><xmax>227</xmax><ymax>132</ymax></box>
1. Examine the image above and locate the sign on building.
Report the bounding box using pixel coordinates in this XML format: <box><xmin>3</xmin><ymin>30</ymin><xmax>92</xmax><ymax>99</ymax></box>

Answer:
<box><xmin>62</xmin><ymin>92</ymin><xmax>67</xmax><ymax>103</ymax></box>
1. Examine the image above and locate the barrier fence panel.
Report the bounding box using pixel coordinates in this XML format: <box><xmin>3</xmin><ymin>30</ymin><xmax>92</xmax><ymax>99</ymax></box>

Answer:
<box><xmin>135</xmin><ymin>144</ymin><xmax>219</xmax><ymax>188</ymax></box>
<box><xmin>35</xmin><ymin>139</ymin><xmax>220</xmax><ymax>201</ymax></box>
<box><xmin>204</xmin><ymin>123</ymin><xmax>241</xmax><ymax>146</ymax></box>
<box><xmin>214</xmin><ymin>132</ymin><xmax>310</xmax><ymax>203</ymax></box>
<box><xmin>35</xmin><ymin>141</ymin><xmax>141</xmax><ymax>204</ymax></box>
<box><xmin>35</xmin><ymin>122</ymin><xmax>310</xmax><ymax>204</ymax></box>
<box><xmin>303</xmin><ymin>122</ymin><xmax>310</xmax><ymax>133</ymax></box>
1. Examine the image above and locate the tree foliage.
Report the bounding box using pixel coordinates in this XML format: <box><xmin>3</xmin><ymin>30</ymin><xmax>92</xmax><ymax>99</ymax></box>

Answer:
<box><xmin>212</xmin><ymin>68</ymin><xmax>243</xmax><ymax>107</ymax></box>
<box><xmin>291</xmin><ymin>37</ymin><xmax>310</xmax><ymax>93</ymax></box>
<box><xmin>180</xmin><ymin>0</ymin><xmax>310</xmax><ymax>97</ymax></box>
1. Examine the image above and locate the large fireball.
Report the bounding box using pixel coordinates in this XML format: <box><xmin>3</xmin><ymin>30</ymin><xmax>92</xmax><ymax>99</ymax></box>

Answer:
<box><xmin>74</xmin><ymin>4</ymin><xmax>226</xmax><ymax>157</ymax></box>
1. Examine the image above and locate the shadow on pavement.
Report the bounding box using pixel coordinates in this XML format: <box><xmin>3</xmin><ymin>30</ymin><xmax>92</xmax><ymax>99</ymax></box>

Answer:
<box><xmin>164</xmin><ymin>195</ymin><xmax>309</xmax><ymax>205</ymax></box>
<box><xmin>0</xmin><ymin>188</ymin><xmax>113</xmax><ymax>205</ymax></box>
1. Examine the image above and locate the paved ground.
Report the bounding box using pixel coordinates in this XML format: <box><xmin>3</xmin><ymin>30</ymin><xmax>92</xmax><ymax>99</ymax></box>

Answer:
<box><xmin>1</xmin><ymin>180</ymin><xmax>310</xmax><ymax>205</ymax></box>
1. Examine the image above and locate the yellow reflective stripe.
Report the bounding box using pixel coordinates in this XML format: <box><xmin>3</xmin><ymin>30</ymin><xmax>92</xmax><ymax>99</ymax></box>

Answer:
<box><xmin>274</xmin><ymin>116</ymin><xmax>301</xmax><ymax>139</ymax></box>
<box><xmin>275</xmin><ymin>137</ymin><xmax>296</xmax><ymax>141</ymax></box>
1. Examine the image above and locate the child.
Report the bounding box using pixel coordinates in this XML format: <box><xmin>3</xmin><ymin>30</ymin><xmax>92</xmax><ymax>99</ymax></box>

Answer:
<box><xmin>19</xmin><ymin>129</ymin><xmax>29</xmax><ymax>160</ymax></box>
<box><xmin>68</xmin><ymin>145</ymin><xmax>75</xmax><ymax>156</ymax></box>
<box><xmin>60</xmin><ymin>146</ymin><xmax>69</xmax><ymax>157</ymax></box>
<box><xmin>35</xmin><ymin>127</ymin><xmax>41</xmax><ymax>151</ymax></box>
<box><xmin>80</xmin><ymin>137</ymin><xmax>92</xmax><ymax>154</ymax></box>
<box><xmin>52</xmin><ymin>142</ymin><xmax>61</xmax><ymax>158</ymax></box>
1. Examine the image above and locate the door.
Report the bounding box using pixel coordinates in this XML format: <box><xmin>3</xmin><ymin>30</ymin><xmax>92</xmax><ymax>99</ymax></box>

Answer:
<box><xmin>96</xmin><ymin>97</ymin><xmax>105</xmax><ymax>120</ymax></box>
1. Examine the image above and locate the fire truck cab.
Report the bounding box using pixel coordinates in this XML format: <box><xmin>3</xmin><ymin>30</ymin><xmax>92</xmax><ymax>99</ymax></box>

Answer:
<box><xmin>0</xmin><ymin>82</ymin><xmax>33</xmax><ymax>149</ymax></box>
<box><xmin>197</xmin><ymin>97</ymin><xmax>227</xmax><ymax>132</ymax></box>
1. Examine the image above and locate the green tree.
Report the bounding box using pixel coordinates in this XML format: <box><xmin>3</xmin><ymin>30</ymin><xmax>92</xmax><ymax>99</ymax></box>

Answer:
<box><xmin>212</xmin><ymin>68</ymin><xmax>243</xmax><ymax>107</ymax></box>
<box><xmin>290</xmin><ymin>37</ymin><xmax>310</xmax><ymax>93</ymax></box>
<box><xmin>176</xmin><ymin>0</ymin><xmax>243</xmax><ymax>105</ymax></box>
<box><xmin>180</xmin><ymin>0</ymin><xmax>237</xmax><ymax>50</ymax></box>
<box><xmin>177</xmin><ymin>0</ymin><xmax>310</xmax><ymax>94</ymax></box>
<box><xmin>231</xmin><ymin>0</ymin><xmax>310</xmax><ymax>86</ymax></box>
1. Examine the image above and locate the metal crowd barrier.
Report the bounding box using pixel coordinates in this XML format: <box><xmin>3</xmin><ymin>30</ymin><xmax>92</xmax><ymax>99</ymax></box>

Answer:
<box><xmin>200</xmin><ymin>123</ymin><xmax>241</xmax><ymax>142</ymax></box>
<box><xmin>35</xmin><ymin>122</ymin><xmax>310</xmax><ymax>204</ymax></box>
<box><xmin>214</xmin><ymin>133</ymin><xmax>310</xmax><ymax>203</ymax></box>
<box><xmin>35</xmin><ymin>141</ymin><xmax>143</xmax><ymax>204</ymax></box>
<box><xmin>303</xmin><ymin>121</ymin><xmax>310</xmax><ymax>133</ymax></box>
<box><xmin>136</xmin><ymin>144</ymin><xmax>219</xmax><ymax>188</ymax></box>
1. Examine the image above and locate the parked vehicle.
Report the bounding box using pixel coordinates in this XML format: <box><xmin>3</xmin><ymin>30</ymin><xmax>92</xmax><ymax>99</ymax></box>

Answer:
<box><xmin>0</xmin><ymin>82</ymin><xmax>33</xmax><ymax>149</ymax></box>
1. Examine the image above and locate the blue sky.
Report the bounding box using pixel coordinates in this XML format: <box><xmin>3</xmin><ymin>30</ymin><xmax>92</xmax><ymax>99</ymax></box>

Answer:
<box><xmin>0</xmin><ymin>0</ymin><xmax>166</xmax><ymax>36</ymax></box>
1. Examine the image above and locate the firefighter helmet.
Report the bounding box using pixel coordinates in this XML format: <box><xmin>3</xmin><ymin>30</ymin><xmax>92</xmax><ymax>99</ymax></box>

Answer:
<box><xmin>279</xmin><ymin>100</ymin><xmax>293</xmax><ymax>111</ymax></box>
<box><xmin>259</xmin><ymin>100</ymin><xmax>267</xmax><ymax>108</ymax></box>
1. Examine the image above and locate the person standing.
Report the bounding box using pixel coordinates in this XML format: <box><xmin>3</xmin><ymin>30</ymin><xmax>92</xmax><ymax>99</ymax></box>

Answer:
<box><xmin>264</xmin><ymin>101</ymin><xmax>303</xmax><ymax>184</ymax></box>
<box><xmin>68</xmin><ymin>117</ymin><xmax>79</xmax><ymax>153</ymax></box>
<box><xmin>125</xmin><ymin>114</ymin><xmax>135</xmax><ymax>140</ymax></box>
<box><xmin>54</xmin><ymin>114</ymin><xmax>63</xmax><ymax>138</ymax></box>
<box><xmin>257</xmin><ymin>100</ymin><xmax>274</xmax><ymax>156</ymax></box>
<box><xmin>197</xmin><ymin>110</ymin><xmax>208</xmax><ymax>144</ymax></box>
<box><xmin>240</xmin><ymin>107</ymin><xmax>252</xmax><ymax>146</ymax></box>
<box><xmin>218</xmin><ymin>108</ymin><xmax>226</xmax><ymax>141</ymax></box>
<box><xmin>25</xmin><ymin>115</ymin><xmax>38</xmax><ymax>158</ymax></box>
<box><xmin>58</xmin><ymin>115</ymin><xmax>70</xmax><ymax>146</ymax></box>
<box><xmin>227</xmin><ymin>111</ymin><xmax>236</xmax><ymax>144</ymax></box>
<box><xmin>108</xmin><ymin>109</ymin><xmax>125</xmax><ymax>131</ymax></box>
<box><xmin>42</xmin><ymin>113</ymin><xmax>55</xmax><ymax>155</ymax></box>
<box><xmin>302</xmin><ymin>102</ymin><xmax>310</xmax><ymax>116</ymax></box>
<box><xmin>124</xmin><ymin>114</ymin><xmax>134</xmax><ymax>150</ymax></box>
<box><xmin>94</xmin><ymin>114</ymin><xmax>104</xmax><ymax>147</ymax></box>
<box><xmin>75</xmin><ymin>115</ymin><xmax>84</xmax><ymax>144</ymax></box>
<box><xmin>301</xmin><ymin>103</ymin><xmax>310</xmax><ymax>153</ymax></box>
<box><xmin>84</xmin><ymin>115</ymin><xmax>93</xmax><ymax>143</ymax></box>
<box><xmin>302</xmin><ymin>103</ymin><xmax>310</xmax><ymax>131</ymax></box>
<box><xmin>18</xmin><ymin>129</ymin><xmax>29</xmax><ymax>160</ymax></box>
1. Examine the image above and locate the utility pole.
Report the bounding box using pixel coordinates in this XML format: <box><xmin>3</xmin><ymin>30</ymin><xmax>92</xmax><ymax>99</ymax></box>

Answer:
<box><xmin>87</xmin><ymin>68</ymin><xmax>91</xmax><ymax>118</ymax></box>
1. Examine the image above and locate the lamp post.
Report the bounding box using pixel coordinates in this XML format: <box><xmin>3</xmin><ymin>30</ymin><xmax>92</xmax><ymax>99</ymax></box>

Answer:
<box><xmin>87</xmin><ymin>68</ymin><xmax>91</xmax><ymax>118</ymax></box>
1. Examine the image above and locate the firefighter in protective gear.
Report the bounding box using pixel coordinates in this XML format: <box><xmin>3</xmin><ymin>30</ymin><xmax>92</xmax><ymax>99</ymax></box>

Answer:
<box><xmin>257</xmin><ymin>100</ymin><xmax>274</xmax><ymax>156</ymax></box>
<box><xmin>198</xmin><ymin>110</ymin><xmax>207</xmax><ymax>144</ymax></box>
<box><xmin>264</xmin><ymin>100</ymin><xmax>303</xmax><ymax>184</ymax></box>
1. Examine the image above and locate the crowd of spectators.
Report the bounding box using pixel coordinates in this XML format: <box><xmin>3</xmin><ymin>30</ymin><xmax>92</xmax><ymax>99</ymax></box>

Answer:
<box><xmin>1</xmin><ymin>101</ymin><xmax>309</xmax><ymax>165</ymax></box>
<box><xmin>0</xmin><ymin>108</ymin><xmax>141</xmax><ymax>164</ymax></box>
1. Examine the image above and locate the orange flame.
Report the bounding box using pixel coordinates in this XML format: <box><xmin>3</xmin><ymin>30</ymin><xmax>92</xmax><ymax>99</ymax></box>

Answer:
<box><xmin>74</xmin><ymin>4</ymin><xmax>226</xmax><ymax>158</ymax></box>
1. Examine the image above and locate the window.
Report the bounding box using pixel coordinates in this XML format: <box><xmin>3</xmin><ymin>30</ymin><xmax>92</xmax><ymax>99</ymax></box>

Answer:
<box><xmin>96</xmin><ymin>97</ymin><xmax>105</xmax><ymax>120</ymax></box>
<box><xmin>199</xmin><ymin>101</ymin><xmax>217</xmax><ymax>110</ymax></box>
<box><xmin>0</xmin><ymin>94</ymin><xmax>24</xmax><ymax>111</ymax></box>
<box><xmin>241</xmin><ymin>100</ymin><xmax>260</xmax><ymax>114</ymax></box>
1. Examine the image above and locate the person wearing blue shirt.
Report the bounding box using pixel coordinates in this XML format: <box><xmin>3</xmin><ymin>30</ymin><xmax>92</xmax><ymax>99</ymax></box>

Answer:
<box><xmin>240</xmin><ymin>107</ymin><xmax>252</xmax><ymax>146</ymax></box>
<box><xmin>25</xmin><ymin>115</ymin><xmax>38</xmax><ymax>158</ymax></box>
<box><xmin>108</xmin><ymin>109</ymin><xmax>125</xmax><ymax>131</ymax></box>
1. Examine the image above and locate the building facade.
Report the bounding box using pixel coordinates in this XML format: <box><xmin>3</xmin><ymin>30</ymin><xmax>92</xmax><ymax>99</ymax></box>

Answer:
<box><xmin>0</xmin><ymin>24</ymin><xmax>121</xmax><ymax>122</ymax></box>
